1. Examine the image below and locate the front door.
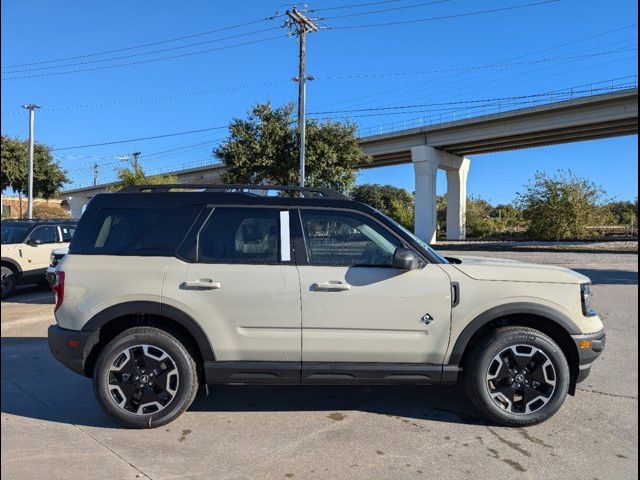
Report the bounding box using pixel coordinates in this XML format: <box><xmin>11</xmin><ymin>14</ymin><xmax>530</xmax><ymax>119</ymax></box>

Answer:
<box><xmin>163</xmin><ymin>207</ymin><xmax>301</xmax><ymax>363</ymax></box>
<box><xmin>296</xmin><ymin>209</ymin><xmax>452</xmax><ymax>366</ymax></box>
<box><xmin>22</xmin><ymin>224</ymin><xmax>66</xmax><ymax>275</ymax></box>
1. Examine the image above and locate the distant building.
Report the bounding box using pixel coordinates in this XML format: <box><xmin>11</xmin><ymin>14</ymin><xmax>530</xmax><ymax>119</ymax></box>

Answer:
<box><xmin>0</xmin><ymin>195</ymin><xmax>69</xmax><ymax>219</ymax></box>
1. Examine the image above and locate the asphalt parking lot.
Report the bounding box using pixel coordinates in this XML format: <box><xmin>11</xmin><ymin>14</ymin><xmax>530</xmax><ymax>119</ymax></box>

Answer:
<box><xmin>1</xmin><ymin>251</ymin><xmax>637</xmax><ymax>480</ymax></box>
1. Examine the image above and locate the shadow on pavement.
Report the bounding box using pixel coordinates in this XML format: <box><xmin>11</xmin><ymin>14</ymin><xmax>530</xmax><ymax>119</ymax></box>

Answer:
<box><xmin>1</xmin><ymin>338</ymin><xmax>486</xmax><ymax>429</ymax></box>
<box><xmin>3</xmin><ymin>284</ymin><xmax>53</xmax><ymax>305</ymax></box>
<box><xmin>573</xmin><ymin>269</ymin><xmax>638</xmax><ymax>285</ymax></box>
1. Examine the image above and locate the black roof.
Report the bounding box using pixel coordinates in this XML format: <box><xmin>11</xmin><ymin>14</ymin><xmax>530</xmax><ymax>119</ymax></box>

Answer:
<box><xmin>91</xmin><ymin>184</ymin><xmax>376</xmax><ymax>214</ymax></box>
<box><xmin>2</xmin><ymin>218</ymin><xmax>77</xmax><ymax>225</ymax></box>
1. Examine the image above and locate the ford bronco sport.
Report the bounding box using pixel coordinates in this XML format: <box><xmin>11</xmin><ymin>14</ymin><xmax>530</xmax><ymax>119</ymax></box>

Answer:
<box><xmin>47</xmin><ymin>185</ymin><xmax>605</xmax><ymax>428</ymax></box>
<box><xmin>1</xmin><ymin>219</ymin><xmax>77</xmax><ymax>299</ymax></box>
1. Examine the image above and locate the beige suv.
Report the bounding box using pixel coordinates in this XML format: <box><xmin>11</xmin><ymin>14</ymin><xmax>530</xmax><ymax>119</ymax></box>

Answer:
<box><xmin>47</xmin><ymin>185</ymin><xmax>605</xmax><ymax>429</ymax></box>
<box><xmin>1</xmin><ymin>219</ymin><xmax>77</xmax><ymax>299</ymax></box>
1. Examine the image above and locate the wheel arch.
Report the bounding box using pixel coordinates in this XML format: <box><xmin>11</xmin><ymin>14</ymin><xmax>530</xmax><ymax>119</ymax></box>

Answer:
<box><xmin>81</xmin><ymin>301</ymin><xmax>215</xmax><ymax>379</ymax></box>
<box><xmin>449</xmin><ymin>303</ymin><xmax>581</xmax><ymax>394</ymax></box>
<box><xmin>1</xmin><ymin>257</ymin><xmax>22</xmax><ymax>276</ymax></box>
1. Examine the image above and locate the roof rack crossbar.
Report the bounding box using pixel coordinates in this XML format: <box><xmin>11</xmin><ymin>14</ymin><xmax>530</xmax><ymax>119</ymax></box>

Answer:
<box><xmin>118</xmin><ymin>184</ymin><xmax>348</xmax><ymax>199</ymax></box>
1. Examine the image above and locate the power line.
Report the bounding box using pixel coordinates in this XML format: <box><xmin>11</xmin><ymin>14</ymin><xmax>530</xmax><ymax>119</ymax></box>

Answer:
<box><xmin>2</xmin><ymin>34</ymin><xmax>288</xmax><ymax>80</ymax></box>
<box><xmin>5</xmin><ymin>26</ymin><xmax>284</xmax><ymax>74</ymax></box>
<box><xmin>321</xmin><ymin>0</ymin><xmax>450</xmax><ymax>20</ymax></box>
<box><xmin>315</xmin><ymin>47</ymin><xmax>637</xmax><ymax>80</ymax></box>
<box><xmin>313</xmin><ymin>25</ymin><xmax>637</xmax><ymax>110</ymax></box>
<box><xmin>309</xmin><ymin>0</ymin><xmax>403</xmax><ymax>12</ymax></box>
<box><xmin>326</xmin><ymin>0</ymin><xmax>561</xmax><ymax>29</ymax></box>
<box><xmin>308</xmin><ymin>83</ymin><xmax>638</xmax><ymax>116</ymax></box>
<box><xmin>1</xmin><ymin>80</ymin><xmax>290</xmax><ymax>115</ymax></box>
<box><xmin>51</xmin><ymin>125</ymin><xmax>230</xmax><ymax>151</ymax></box>
<box><xmin>1</xmin><ymin>16</ymin><xmax>283</xmax><ymax>69</ymax></box>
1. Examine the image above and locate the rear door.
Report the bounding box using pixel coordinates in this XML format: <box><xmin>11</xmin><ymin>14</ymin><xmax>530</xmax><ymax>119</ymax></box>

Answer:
<box><xmin>295</xmin><ymin>208</ymin><xmax>452</xmax><ymax>367</ymax></box>
<box><xmin>163</xmin><ymin>207</ymin><xmax>301</xmax><ymax>364</ymax></box>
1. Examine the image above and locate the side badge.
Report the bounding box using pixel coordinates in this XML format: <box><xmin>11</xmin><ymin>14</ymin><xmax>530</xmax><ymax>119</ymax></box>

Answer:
<box><xmin>420</xmin><ymin>313</ymin><xmax>434</xmax><ymax>325</ymax></box>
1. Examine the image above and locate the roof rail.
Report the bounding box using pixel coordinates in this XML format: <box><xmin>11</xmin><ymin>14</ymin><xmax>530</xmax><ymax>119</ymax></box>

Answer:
<box><xmin>118</xmin><ymin>184</ymin><xmax>349</xmax><ymax>199</ymax></box>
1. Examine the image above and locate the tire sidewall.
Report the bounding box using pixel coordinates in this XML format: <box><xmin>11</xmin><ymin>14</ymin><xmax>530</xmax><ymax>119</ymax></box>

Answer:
<box><xmin>472</xmin><ymin>330</ymin><xmax>570</xmax><ymax>426</ymax></box>
<box><xmin>1</xmin><ymin>266</ymin><xmax>16</xmax><ymax>299</ymax></box>
<box><xmin>94</xmin><ymin>329</ymin><xmax>197</xmax><ymax>428</ymax></box>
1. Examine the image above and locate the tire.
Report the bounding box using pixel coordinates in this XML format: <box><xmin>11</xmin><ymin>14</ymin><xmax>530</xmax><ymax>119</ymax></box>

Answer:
<box><xmin>93</xmin><ymin>327</ymin><xmax>199</xmax><ymax>428</ymax></box>
<box><xmin>464</xmin><ymin>326</ymin><xmax>570</xmax><ymax>427</ymax></box>
<box><xmin>1</xmin><ymin>266</ymin><xmax>17</xmax><ymax>300</ymax></box>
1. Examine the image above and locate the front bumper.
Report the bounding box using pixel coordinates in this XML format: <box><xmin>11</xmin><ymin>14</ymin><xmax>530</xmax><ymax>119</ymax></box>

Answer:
<box><xmin>47</xmin><ymin>325</ymin><xmax>97</xmax><ymax>377</ymax></box>
<box><xmin>572</xmin><ymin>330</ymin><xmax>606</xmax><ymax>383</ymax></box>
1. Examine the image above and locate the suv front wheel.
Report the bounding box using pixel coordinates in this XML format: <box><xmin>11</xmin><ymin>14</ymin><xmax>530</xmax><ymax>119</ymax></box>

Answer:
<box><xmin>464</xmin><ymin>326</ymin><xmax>570</xmax><ymax>426</ymax></box>
<box><xmin>93</xmin><ymin>327</ymin><xmax>199</xmax><ymax>428</ymax></box>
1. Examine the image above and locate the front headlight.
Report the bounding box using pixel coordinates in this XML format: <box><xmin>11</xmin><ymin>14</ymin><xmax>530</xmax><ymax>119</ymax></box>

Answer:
<box><xmin>581</xmin><ymin>283</ymin><xmax>596</xmax><ymax>316</ymax></box>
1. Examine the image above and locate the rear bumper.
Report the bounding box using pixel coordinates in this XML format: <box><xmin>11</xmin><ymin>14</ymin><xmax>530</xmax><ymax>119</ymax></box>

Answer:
<box><xmin>47</xmin><ymin>325</ymin><xmax>97</xmax><ymax>377</ymax></box>
<box><xmin>572</xmin><ymin>330</ymin><xmax>606</xmax><ymax>383</ymax></box>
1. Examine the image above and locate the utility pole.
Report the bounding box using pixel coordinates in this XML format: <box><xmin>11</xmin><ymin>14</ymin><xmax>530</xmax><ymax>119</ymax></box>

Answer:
<box><xmin>21</xmin><ymin>104</ymin><xmax>40</xmax><ymax>219</ymax></box>
<box><xmin>132</xmin><ymin>151</ymin><xmax>141</xmax><ymax>171</ymax></box>
<box><xmin>286</xmin><ymin>8</ymin><xmax>317</xmax><ymax>187</ymax></box>
<box><xmin>92</xmin><ymin>162</ymin><xmax>99</xmax><ymax>186</ymax></box>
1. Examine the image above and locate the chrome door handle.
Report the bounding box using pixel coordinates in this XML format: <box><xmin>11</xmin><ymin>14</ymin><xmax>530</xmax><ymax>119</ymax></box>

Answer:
<box><xmin>312</xmin><ymin>281</ymin><xmax>351</xmax><ymax>291</ymax></box>
<box><xmin>183</xmin><ymin>279</ymin><xmax>221</xmax><ymax>289</ymax></box>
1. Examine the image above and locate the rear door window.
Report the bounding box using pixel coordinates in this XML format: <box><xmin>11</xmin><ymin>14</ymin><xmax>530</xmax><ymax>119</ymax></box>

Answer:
<box><xmin>81</xmin><ymin>207</ymin><xmax>200</xmax><ymax>255</ymax></box>
<box><xmin>196</xmin><ymin>208</ymin><xmax>283</xmax><ymax>264</ymax></box>
<box><xmin>59</xmin><ymin>225</ymin><xmax>76</xmax><ymax>242</ymax></box>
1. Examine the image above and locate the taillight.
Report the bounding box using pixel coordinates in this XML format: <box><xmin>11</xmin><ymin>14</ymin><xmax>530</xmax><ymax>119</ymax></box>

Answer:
<box><xmin>53</xmin><ymin>271</ymin><xmax>65</xmax><ymax>312</ymax></box>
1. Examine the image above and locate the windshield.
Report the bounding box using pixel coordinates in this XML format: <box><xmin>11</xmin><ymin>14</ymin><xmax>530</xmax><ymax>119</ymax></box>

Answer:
<box><xmin>380</xmin><ymin>214</ymin><xmax>449</xmax><ymax>264</ymax></box>
<box><xmin>1</xmin><ymin>224</ymin><xmax>30</xmax><ymax>244</ymax></box>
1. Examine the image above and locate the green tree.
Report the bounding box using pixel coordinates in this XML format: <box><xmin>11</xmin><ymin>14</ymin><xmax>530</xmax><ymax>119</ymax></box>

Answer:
<box><xmin>466</xmin><ymin>196</ymin><xmax>501</xmax><ymax>238</ymax></box>
<box><xmin>601</xmin><ymin>200</ymin><xmax>638</xmax><ymax>227</ymax></box>
<box><xmin>110</xmin><ymin>160</ymin><xmax>177</xmax><ymax>191</ymax></box>
<box><xmin>215</xmin><ymin>102</ymin><xmax>370</xmax><ymax>191</ymax></box>
<box><xmin>1</xmin><ymin>135</ymin><xmax>68</xmax><ymax>216</ymax></box>
<box><xmin>515</xmin><ymin>170</ymin><xmax>607</xmax><ymax>240</ymax></box>
<box><xmin>350</xmin><ymin>184</ymin><xmax>415</xmax><ymax>230</ymax></box>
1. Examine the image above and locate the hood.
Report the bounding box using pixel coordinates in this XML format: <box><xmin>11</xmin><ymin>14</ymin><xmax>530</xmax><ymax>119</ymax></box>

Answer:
<box><xmin>449</xmin><ymin>255</ymin><xmax>589</xmax><ymax>284</ymax></box>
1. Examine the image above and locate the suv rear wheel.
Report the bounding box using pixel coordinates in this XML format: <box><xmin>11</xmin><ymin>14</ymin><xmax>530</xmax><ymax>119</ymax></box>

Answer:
<box><xmin>1</xmin><ymin>266</ymin><xmax>17</xmax><ymax>300</ymax></box>
<box><xmin>464</xmin><ymin>326</ymin><xmax>570</xmax><ymax>426</ymax></box>
<box><xmin>93</xmin><ymin>327</ymin><xmax>199</xmax><ymax>428</ymax></box>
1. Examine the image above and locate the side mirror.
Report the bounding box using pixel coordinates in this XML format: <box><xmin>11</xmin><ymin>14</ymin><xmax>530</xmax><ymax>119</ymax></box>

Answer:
<box><xmin>392</xmin><ymin>247</ymin><xmax>421</xmax><ymax>271</ymax></box>
<box><xmin>26</xmin><ymin>238</ymin><xmax>42</xmax><ymax>247</ymax></box>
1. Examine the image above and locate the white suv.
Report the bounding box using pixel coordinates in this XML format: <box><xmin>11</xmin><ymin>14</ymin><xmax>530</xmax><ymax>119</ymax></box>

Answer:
<box><xmin>48</xmin><ymin>185</ymin><xmax>605</xmax><ymax>428</ymax></box>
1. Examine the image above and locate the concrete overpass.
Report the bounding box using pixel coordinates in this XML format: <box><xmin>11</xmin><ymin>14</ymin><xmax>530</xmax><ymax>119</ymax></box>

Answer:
<box><xmin>358</xmin><ymin>88</ymin><xmax>638</xmax><ymax>242</ymax></box>
<box><xmin>62</xmin><ymin>88</ymin><xmax>638</xmax><ymax>241</ymax></box>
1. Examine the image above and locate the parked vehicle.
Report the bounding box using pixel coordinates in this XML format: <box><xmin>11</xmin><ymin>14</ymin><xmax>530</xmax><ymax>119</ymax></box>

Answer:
<box><xmin>1</xmin><ymin>219</ymin><xmax>77</xmax><ymax>299</ymax></box>
<box><xmin>47</xmin><ymin>185</ymin><xmax>605</xmax><ymax>428</ymax></box>
<box><xmin>46</xmin><ymin>247</ymin><xmax>69</xmax><ymax>287</ymax></box>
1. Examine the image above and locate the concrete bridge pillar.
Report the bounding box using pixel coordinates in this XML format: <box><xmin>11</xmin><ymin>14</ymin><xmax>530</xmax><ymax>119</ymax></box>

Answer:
<box><xmin>446</xmin><ymin>157</ymin><xmax>470</xmax><ymax>240</ymax></box>
<box><xmin>411</xmin><ymin>145</ymin><xmax>470</xmax><ymax>244</ymax></box>
<box><xmin>411</xmin><ymin>146</ymin><xmax>439</xmax><ymax>244</ymax></box>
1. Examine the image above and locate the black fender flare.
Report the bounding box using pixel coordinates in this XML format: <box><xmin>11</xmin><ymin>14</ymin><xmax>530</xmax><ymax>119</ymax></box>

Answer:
<box><xmin>82</xmin><ymin>301</ymin><xmax>215</xmax><ymax>361</ymax></box>
<box><xmin>447</xmin><ymin>302</ymin><xmax>581</xmax><ymax>366</ymax></box>
<box><xmin>1</xmin><ymin>257</ymin><xmax>22</xmax><ymax>276</ymax></box>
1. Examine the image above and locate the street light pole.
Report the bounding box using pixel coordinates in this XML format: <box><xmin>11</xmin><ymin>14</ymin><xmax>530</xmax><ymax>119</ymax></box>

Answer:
<box><xmin>22</xmin><ymin>104</ymin><xmax>40</xmax><ymax>220</ymax></box>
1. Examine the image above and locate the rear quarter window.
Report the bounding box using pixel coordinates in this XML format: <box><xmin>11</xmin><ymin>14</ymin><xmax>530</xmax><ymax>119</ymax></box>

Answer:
<box><xmin>76</xmin><ymin>206</ymin><xmax>201</xmax><ymax>256</ymax></box>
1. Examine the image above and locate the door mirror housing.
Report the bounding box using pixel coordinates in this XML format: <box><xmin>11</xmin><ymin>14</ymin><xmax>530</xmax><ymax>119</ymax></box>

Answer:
<box><xmin>26</xmin><ymin>238</ymin><xmax>42</xmax><ymax>247</ymax></box>
<box><xmin>392</xmin><ymin>247</ymin><xmax>421</xmax><ymax>271</ymax></box>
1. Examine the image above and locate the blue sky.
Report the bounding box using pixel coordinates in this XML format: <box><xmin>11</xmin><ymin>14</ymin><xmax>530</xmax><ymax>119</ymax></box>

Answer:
<box><xmin>1</xmin><ymin>0</ymin><xmax>638</xmax><ymax>203</ymax></box>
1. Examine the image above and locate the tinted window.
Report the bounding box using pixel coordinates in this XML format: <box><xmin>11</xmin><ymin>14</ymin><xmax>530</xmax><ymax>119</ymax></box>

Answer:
<box><xmin>300</xmin><ymin>210</ymin><xmax>400</xmax><ymax>267</ymax></box>
<box><xmin>60</xmin><ymin>225</ymin><xmax>76</xmax><ymax>242</ymax></box>
<box><xmin>28</xmin><ymin>225</ymin><xmax>58</xmax><ymax>244</ymax></box>
<box><xmin>1</xmin><ymin>225</ymin><xmax>30</xmax><ymax>244</ymax></box>
<box><xmin>198</xmin><ymin>208</ymin><xmax>280</xmax><ymax>264</ymax></box>
<box><xmin>81</xmin><ymin>207</ymin><xmax>200</xmax><ymax>255</ymax></box>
